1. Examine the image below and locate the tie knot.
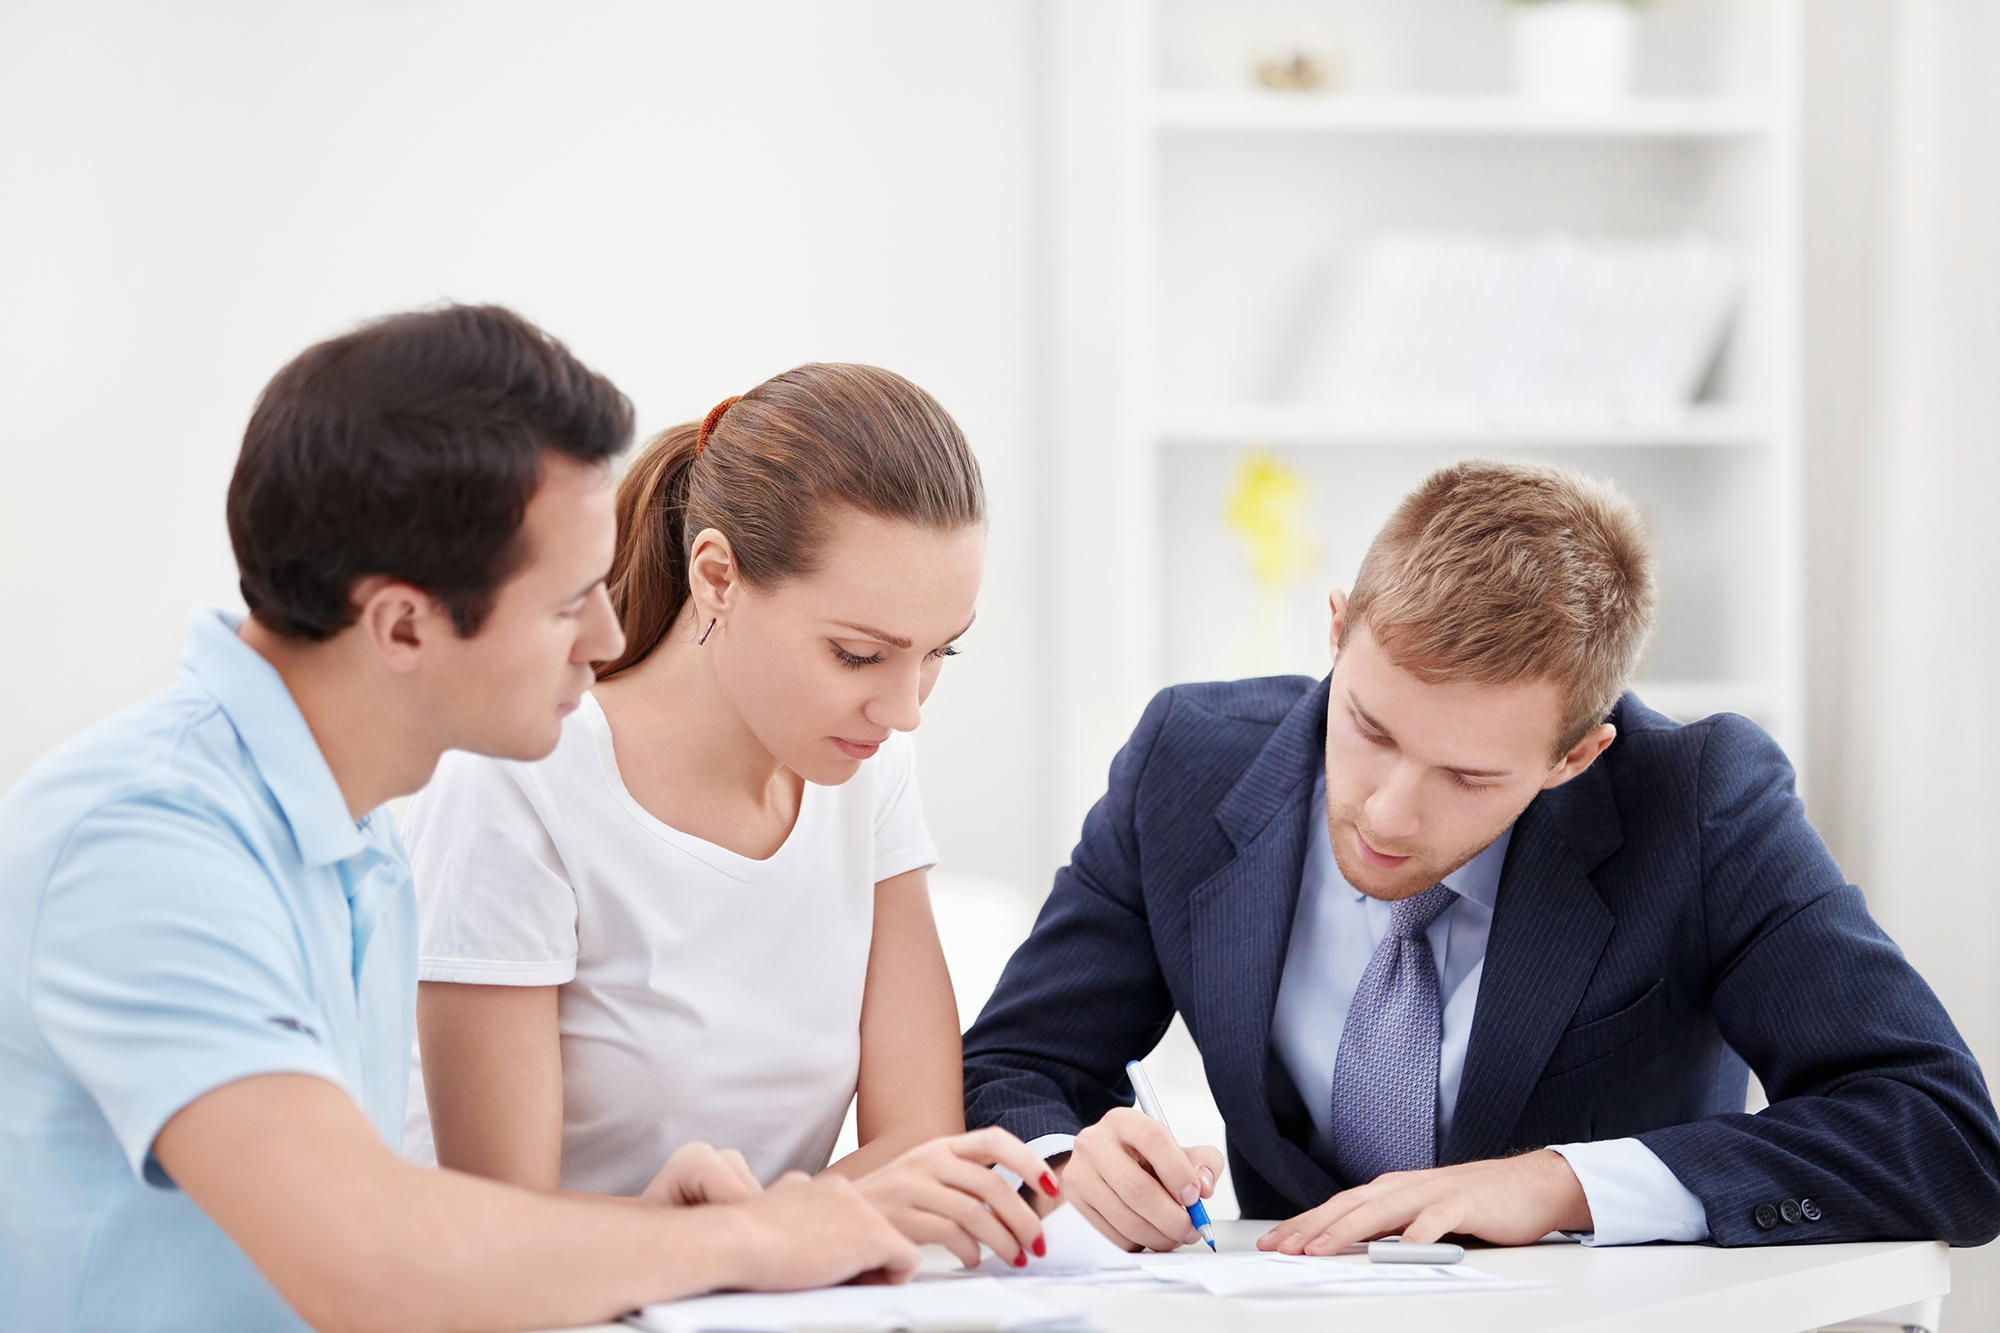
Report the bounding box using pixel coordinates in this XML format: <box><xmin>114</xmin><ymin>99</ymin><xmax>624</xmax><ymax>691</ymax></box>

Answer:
<box><xmin>1390</xmin><ymin>882</ymin><xmax>1457</xmax><ymax>937</ymax></box>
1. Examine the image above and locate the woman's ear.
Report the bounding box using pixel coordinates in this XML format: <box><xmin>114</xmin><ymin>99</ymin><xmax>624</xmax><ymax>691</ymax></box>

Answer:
<box><xmin>685</xmin><ymin>527</ymin><xmax>740</xmax><ymax>623</ymax></box>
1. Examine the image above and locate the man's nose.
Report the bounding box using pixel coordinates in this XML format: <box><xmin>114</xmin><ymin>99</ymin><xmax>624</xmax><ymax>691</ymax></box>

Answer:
<box><xmin>1364</xmin><ymin>764</ymin><xmax>1423</xmax><ymax>841</ymax></box>
<box><xmin>578</xmin><ymin>585</ymin><xmax>624</xmax><ymax>664</ymax></box>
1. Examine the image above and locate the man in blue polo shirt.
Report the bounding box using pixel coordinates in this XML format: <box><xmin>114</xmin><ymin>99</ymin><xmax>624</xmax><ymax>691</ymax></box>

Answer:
<box><xmin>0</xmin><ymin>306</ymin><xmax>918</xmax><ymax>1331</ymax></box>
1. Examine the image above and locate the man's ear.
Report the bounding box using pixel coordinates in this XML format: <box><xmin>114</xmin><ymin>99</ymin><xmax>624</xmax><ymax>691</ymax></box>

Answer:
<box><xmin>350</xmin><ymin>577</ymin><xmax>443</xmax><ymax>675</ymax></box>
<box><xmin>686</xmin><ymin>528</ymin><xmax>741</xmax><ymax>626</ymax></box>
<box><xmin>1327</xmin><ymin>589</ymin><xmax>1350</xmax><ymax>663</ymax></box>
<box><xmin>1542</xmin><ymin>722</ymin><xmax>1617</xmax><ymax>790</ymax></box>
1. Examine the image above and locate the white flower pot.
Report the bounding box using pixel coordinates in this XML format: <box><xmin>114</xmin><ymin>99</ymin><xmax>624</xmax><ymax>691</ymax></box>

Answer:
<box><xmin>1511</xmin><ymin>0</ymin><xmax>1638</xmax><ymax>106</ymax></box>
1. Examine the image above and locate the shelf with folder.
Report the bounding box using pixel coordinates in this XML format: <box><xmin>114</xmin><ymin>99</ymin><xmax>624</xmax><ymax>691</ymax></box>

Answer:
<box><xmin>1156</xmin><ymin>404</ymin><xmax>1771</xmax><ymax>450</ymax></box>
<box><xmin>1151</xmin><ymin>92</ymin><xmax>1776</xmax><ymax>140</ymax></box>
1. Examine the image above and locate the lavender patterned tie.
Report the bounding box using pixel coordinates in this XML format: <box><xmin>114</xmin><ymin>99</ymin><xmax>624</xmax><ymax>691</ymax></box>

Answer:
<box><xmin>1328</xmin><ymin>882</ymin><xmax>1458</xmax><ymax>1187</ymax></box>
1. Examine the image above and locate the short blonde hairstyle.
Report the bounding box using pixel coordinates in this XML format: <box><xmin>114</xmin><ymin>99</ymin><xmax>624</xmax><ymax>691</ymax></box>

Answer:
<box><xmin>1341</xmin><ymin>460</ymin><xmax>1658</xmax><ymax>758</ymax></box>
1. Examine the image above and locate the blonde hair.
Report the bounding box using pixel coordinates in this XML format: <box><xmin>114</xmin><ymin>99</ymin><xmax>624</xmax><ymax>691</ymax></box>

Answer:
<box><xmin>1341</xmin><ymin>460</ymin><xmax>1658</xmax><ymax>758</ymax></box>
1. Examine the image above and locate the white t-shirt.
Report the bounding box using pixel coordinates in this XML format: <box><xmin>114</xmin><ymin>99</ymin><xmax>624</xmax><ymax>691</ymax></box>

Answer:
<box><xmin>401</xmin><ymin>692</ymin><xmax>938</xmax><ymax>1195</ymax></box>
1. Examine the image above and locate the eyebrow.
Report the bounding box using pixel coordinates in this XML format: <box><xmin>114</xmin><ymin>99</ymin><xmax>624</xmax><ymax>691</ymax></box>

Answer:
<box><xmin>567</xmin><ymin>574</ymin><xmax>607</xmax><ymax>603</ymax></box>
<box><xmin>831</xmin><ymin>614</ymin><xmax>977</xmax><ymax>651</ymax></box>
<box><xmin>1349</xmin><ymin>697</ymin><xmax>1513</xmax><ymax>780</ymax></box>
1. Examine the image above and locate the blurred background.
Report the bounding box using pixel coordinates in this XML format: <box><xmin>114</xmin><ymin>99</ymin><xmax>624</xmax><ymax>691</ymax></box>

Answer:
<box><xmin>3</xmin><ymin>0</ymin><xmax>1997</xmax><ymax>1323</ymax></box>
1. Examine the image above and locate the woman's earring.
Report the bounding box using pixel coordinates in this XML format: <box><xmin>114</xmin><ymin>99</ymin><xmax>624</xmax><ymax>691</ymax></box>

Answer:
<box><xmin>699</xmin><ymin>618</ymin><xmax>716</xmax><ymax>646</ymax></box>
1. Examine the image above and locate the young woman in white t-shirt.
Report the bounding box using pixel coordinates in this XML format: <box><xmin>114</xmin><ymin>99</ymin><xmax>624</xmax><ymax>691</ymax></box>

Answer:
<box><xmin>404</xmin><ymin>364</ymin><xmax>1057</xmax><ymax>1268</ymax></box>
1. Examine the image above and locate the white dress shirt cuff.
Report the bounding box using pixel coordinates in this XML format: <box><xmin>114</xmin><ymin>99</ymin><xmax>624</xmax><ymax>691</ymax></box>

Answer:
<box><xmin>991</xmin><ymin>1134</ymin><xmax>1079</xmax><ymax>1191</ymax></box>
<box><xmin>1547</xmin><ymin>1138</ymin><xmax>1710</xmax><ymax>1246</ymax></box>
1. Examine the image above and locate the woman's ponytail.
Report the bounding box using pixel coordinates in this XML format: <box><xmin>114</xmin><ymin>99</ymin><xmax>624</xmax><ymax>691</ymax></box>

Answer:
<box><xmin>595</xmin><ymin>421</ymin><xmax>700</xmax><ymax>679</ymax></box>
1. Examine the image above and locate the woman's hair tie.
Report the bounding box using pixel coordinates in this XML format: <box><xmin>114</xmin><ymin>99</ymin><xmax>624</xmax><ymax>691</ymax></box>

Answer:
<box><xmin>695</xmin><ymin>395</ymin><xmax>741</xmax><ymax>456</ymax></box>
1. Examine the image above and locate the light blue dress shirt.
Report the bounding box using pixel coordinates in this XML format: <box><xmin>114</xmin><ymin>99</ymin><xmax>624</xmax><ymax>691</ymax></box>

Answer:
<box><xmin>0</xmin><ymin>608</ymin><xmax>416</xmax><ymax>1332</ymax></box>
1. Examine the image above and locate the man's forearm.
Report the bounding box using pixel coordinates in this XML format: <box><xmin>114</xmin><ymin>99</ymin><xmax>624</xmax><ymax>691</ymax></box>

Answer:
<box><xmin>159</xmin><ymin>1075</ymin><xmax>761</xmax><ymax>1333</ymax></box>
<box><xmin>361</xmin><ymin>1161</ymin><xmax>763</xmax><ymax>1331</ymax></box>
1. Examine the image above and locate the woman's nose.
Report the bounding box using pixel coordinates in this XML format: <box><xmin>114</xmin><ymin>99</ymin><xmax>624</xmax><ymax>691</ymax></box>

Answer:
<box><xmin>866</xmin><ymin>668</ymin><xmax>924</xmax><ymax>733</ymax></box>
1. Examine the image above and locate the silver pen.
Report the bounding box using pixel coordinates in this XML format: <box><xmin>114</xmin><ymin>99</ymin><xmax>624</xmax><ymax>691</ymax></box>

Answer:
<box><xmin>1124</xmin><ymin>1058</ymin><xmax>1217</xmax><ymax>1251</ymax></box>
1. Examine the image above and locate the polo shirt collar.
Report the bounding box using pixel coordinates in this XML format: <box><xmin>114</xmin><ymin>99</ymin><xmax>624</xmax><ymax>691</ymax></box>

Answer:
<box><xmin>181</xmin><ymin>607</ymin><xmax>365</xmax><ymax>868</ymax></box>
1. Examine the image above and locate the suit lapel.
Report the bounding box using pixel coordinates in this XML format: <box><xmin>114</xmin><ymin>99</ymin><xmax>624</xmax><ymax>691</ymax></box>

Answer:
<box><xmin>1188</xmin><ymin>679</ymin><xmax>1341</xmax><ymax>1206</ymax></box>
<box><xmin>1443</xmin><ymin>750</ymin><xmax>1623</xmax><ymax>1165</ymax></box>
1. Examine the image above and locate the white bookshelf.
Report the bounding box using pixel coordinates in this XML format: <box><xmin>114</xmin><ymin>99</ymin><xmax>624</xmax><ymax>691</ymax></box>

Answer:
<box><xmin>1103</xmin><ymin>0</ymin><xmax>1805</xmax><ymax>761</ymax></box>
<box><xmin>1153</xmin><ymin>90</ymin><xmax>1776</xmax><ymax>137</ymax></box>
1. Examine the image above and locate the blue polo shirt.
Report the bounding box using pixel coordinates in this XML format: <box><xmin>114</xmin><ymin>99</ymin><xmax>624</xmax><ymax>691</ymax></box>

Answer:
<box><xmin>0</xmin><ymin>608</ymin><xmax>416</xmax><ymax>1332</ymax></box>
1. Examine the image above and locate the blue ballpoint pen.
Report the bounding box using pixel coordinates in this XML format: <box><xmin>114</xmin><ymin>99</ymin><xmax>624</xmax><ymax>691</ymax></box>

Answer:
<box><xmin>1124</xmin><ymin>1058</ymin><xmax>1217</xmax><ymax>1251</ymax></box>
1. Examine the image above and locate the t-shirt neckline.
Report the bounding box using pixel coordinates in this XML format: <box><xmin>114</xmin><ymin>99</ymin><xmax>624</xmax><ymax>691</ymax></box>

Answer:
<box><xmin>577</xmin><ymin>691</ymin><xmax>817</xmax><ymax>881</ymax></box>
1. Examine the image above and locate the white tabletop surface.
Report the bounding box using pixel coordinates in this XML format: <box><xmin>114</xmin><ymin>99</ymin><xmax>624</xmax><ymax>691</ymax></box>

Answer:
<box><xmin>533</xmin><ymin>1219</ymin><xmax>1950</xmax><ymax>1333</ymax></box>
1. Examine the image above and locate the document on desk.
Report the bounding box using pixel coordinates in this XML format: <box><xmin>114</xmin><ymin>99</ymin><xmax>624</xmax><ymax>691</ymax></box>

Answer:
<box><xmin>1135</xmin><ymin>1253</ymin><xmax>1545</xmax><ymax>1298</ymax></box>
<box><xmin>976</xmin><ymin>1204</ymin><xmax>1545</xmax><ymax>1298</ymax></box>
<box><xmin>627</xmin><ymin>1277</ymin><xmax>1078</xmax><ymax>1333</ymax></box>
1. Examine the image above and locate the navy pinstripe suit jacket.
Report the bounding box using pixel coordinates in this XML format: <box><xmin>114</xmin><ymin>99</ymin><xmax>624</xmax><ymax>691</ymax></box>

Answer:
<box><xmin>962</xmin><ymin>676</ymin><xmax>2000</xmax><ymax>1246</ymax></box>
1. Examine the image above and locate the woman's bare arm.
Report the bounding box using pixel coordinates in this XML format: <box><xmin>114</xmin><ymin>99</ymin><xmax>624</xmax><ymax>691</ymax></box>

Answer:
<box><xmin>417</xmin><ymin>981</ymin><xmax>563</xmax><ymax>1190</ymax></box>
<box><xmin>826</xmin><ymin>867</ymin><xmax>964</xmax><ymax>1178</ymax></box>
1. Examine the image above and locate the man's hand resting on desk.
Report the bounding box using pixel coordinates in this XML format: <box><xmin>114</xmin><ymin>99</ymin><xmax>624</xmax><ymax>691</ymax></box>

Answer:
<box><xmin>1259</xmin><ymin>1149</ymin><xmax>1593</xmax><ymax>1254</ymax></box>
<box><xmin>1056</xmin><ymin>1106</ymin><xmax>1226</xmax><ymax>1252</ymax></box>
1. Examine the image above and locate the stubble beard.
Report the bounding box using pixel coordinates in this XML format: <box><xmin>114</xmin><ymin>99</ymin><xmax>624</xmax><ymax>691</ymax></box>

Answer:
<box><xmin>1324</xmin><ymin>798</ymin><xmax>1510</xmax><ymax>902</ymax></box>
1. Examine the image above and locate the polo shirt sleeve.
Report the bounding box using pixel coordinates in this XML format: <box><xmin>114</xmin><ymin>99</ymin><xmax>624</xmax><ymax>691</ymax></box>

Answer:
<box><xmin>29</xmin><ymin>795</ymin><xmax>348</xmax><ymax>1187</ymax></box>
<box><xmin>872</xmin><ymin>732</ymin><xmax>938</xmax><ymax>884</ymax></box>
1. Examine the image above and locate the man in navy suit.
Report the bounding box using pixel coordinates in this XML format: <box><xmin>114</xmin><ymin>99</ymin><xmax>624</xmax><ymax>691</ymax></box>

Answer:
<box><xmin>963</xmin><ymin>460</ymin><xmax>2000</xmax><ymax>1254</ymax></box>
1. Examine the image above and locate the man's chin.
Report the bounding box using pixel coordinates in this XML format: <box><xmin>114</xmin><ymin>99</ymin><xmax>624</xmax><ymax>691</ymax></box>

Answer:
<box><xmin>1328</xmin><ymin>839</ymin><xmax>1439</xmax><ymax>902</ymax></box>
<box><xmin>466</xmin><ymin>719</ymin><xmax>566</xmax><ymax>765</ymax></box>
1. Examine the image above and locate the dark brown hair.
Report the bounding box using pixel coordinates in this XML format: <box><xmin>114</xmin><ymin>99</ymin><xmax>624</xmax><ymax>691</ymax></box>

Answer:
<box><xmin>595</xmin><ymin>363</ymin><xmax>984</xmax><ymax>680</ymax></box>
<box><xmin>228</xmin><ymin>304</ymin><xmax>633</xmax><ymax>640</ymax></box>
<box><xmin>1341</xmin><ymin>460</ymin><xmax>1658</xmax><ymax>757</ymax></box>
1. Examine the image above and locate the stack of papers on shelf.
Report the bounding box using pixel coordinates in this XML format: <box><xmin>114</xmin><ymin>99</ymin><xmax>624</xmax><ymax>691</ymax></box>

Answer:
<box><xmin>629</xmin><ymin>1278</ymin><xmax>1078</xmax><ymax>1333</ymax></box>
<box><xmin>1306</xmin><ymin>230</ymin><xmax>1738</xmax><ymax>416</ymax></box>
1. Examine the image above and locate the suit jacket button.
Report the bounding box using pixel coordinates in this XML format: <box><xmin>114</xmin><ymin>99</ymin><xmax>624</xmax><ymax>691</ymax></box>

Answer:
<box><xmin>1779</xmin><ymin>1199</ymin><xmax>1802</xmax><ymax>1225</ymax></box>
<box><xmin>1753</xmin><ymin>1203</ymin><xmax>1779</xmax><ymax>1230</ymax></box>
<box><xmin>1800</xmin><ymin>1198</ymin><xmax>1822</xmax><ymax>1222</ymax></box>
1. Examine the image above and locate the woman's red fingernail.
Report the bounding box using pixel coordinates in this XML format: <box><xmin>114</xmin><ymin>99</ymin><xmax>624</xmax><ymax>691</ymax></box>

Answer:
<box><xmin>1014</xmin><ymin>1251</ymin><xmax>1028</xmax><ymax>1267</ymax></box>
<box><xmin>1041</xmin><ymin>1173</ymin><xmax>1061</xmax><ymax>1197</ymax></box>
<box><xmin>1033</xmin><ymin>1235</ymin><xmax>1047</xmax><ymax>1257</ymax></box>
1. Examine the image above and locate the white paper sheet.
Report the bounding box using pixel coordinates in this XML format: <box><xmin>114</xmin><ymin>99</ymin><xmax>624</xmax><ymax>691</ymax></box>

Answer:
<box><xmin>971</xmin><ymin>1205</ymin><xmax>1545</xmax><ymax>1299</ymax></box>
<box><xmin>1135</xmin><ymin>1253</ymin><xmax>1546</xmax><ymax>1298</ymax></box>
<box><xmin>974</xmin><ymin>1203</ymin><xmax>1142</xmax><ymax>1277</ymax></box>
<box><xmin>628</xmin><ymin>1276</ymin><xmax>1076</xmax><ymax>1333</ymax></box>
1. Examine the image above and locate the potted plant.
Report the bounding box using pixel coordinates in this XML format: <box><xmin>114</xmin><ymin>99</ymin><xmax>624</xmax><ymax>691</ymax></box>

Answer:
<box><xmin>1509</xmin><ymin>0</ymin><xmax>1639</xmax><ymax>105</ymax></box>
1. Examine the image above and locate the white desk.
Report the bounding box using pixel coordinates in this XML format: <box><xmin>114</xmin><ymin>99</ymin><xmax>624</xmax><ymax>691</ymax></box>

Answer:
<box><xmin>537</xmin><ymin>1220</ymin><xmax>1950</xmax><ymax>1333</ymax></box>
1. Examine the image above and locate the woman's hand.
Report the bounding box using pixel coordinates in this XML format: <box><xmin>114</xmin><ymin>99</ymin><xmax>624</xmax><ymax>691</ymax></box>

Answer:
<box><xmin>854</xmin><ymin>1127</ymin><xmax>1061</xmax><ymax>1268</ymax></box>
<box><xmin>639</xmin><ymin>1142</ymin><xmax>763</xmax><ymax>1207</ymax></box>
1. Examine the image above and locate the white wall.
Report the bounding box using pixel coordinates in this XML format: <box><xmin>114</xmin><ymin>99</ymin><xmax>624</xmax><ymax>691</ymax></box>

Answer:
<box><xmin>0</xmin><ymin>0</ymin><xmax>1050</xmax><ymax>895</ymax></box>
<box><xmin>1803</xmin><ymin>4</ymin><xmax>2000</xmax><ymax>1325</ymax></box>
